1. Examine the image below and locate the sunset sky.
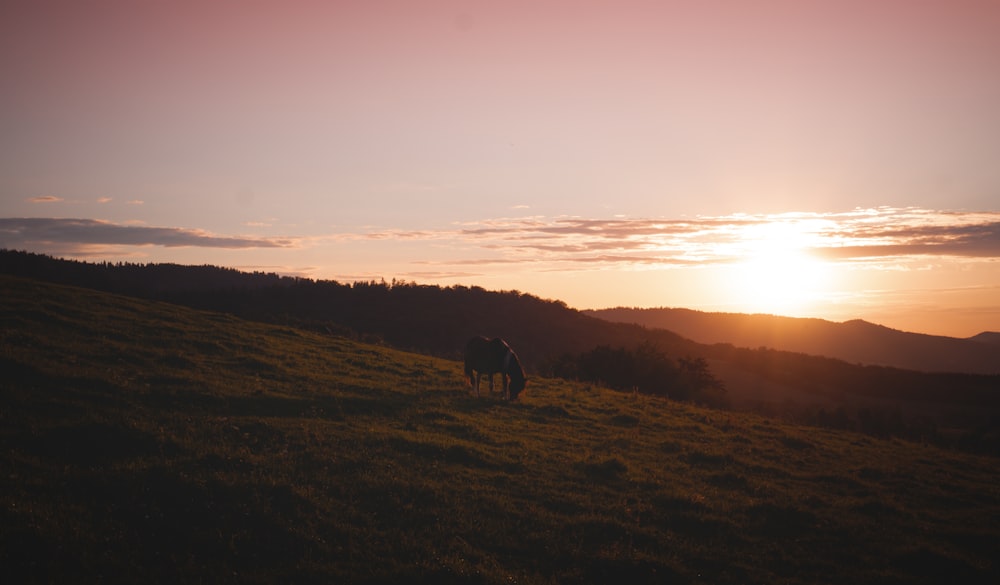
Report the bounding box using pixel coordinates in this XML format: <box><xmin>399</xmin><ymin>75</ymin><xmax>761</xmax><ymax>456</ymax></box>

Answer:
<box><xmin>2</xmin><ymin>0</ymin><xmax>999</xmax><ymax>337</ymax></box>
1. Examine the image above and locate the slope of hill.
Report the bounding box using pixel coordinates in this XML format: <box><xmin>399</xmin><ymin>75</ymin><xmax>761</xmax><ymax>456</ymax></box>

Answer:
<box><xmin>0</xmin><ymin>249</ymin><xmax>698</xmax><ymax>364</ymax></box>
<box><xmin>587</xmin><ymin>307</ymin><xmax>1000</xmax><ymax>374</ymax></box>
<box><xmin>3</xmin><ymin>250</ymin><xmax>1000</xmax><ymax>444</ymax></box>
<box><xmin>2</xmin><ymin>275</ymin><xmax>1000</xmax><ymax>584</ymax></box>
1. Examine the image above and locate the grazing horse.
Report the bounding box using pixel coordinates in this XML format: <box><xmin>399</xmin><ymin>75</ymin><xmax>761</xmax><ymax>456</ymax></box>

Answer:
<box><xmin>464</xmin><ymin>336</ymin><xmax>527</xmax><ymax>401</ymax></box>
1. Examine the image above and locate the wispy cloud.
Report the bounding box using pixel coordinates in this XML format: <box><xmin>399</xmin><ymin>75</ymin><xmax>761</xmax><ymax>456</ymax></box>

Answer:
<box><xmin>810</xmin><ymin>209</ymin><xmax>1000</xmax><ymax>261</ymax></box>
<box><xmin>0</xmin><ymin>218</ymin><xmax>296</xmax><ymax>249</ymax></box>
<box><xmin>5</xmin><ymin>209</ymin><xmax>996</xmax><ymax>276</ymax></box>
<box><xmin>27</xmin><ymin>195</ymin><xmax>63</xmax><ymax>203</ymax></box>
<box><xmin>393</xmin><ymin>270</ymin><xmax>485</xmax><ymax>280</ymax></box>
<box><xmin>350</xmin><ymin>208</ymin><xmax>1000</xmax><ymax>271</ymax></box>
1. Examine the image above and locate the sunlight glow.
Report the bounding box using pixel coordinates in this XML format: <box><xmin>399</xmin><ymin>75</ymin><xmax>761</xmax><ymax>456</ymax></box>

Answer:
<box><xmin>725</xmin><ymin>220</ymin><xmax>834</xmax><ymax>315</ymax></box>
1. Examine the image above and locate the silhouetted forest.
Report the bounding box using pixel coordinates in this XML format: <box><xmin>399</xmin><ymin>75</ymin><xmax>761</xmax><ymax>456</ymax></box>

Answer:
<box><xmin>546</xmin><ymin>342</ymin><xmax>727</xmax><ymax>406</ymax></box>
<box><xmin>0</xmin><ymin>250</ymin><xmax>694</xmax><ymax>361</ymax></box>
<box><xmin>3</xmin><ymin>249</ymin><xmax>999</xmax><ymax>454</ymax></box>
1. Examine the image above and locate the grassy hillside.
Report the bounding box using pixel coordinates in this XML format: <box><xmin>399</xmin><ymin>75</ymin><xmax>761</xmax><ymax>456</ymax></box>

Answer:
<box><xmin>2</xmin><ymin>275</ymin><xmax>998</xmax><ymax>584</ymax></box>
<box><xmin>6</xmin><ymin>250</ymin><xmax>998</xmax><ymax>449</ymax></box>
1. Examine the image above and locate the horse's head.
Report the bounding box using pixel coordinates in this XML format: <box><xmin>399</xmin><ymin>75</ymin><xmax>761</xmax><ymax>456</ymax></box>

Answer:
<box><xmin>509</xmin><ymin>377</ymin><xmax>527</xmax><ymax>401</ymax></box>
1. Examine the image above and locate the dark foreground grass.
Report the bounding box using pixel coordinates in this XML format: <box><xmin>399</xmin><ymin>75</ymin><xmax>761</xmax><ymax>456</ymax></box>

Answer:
<box><xmin>2</xmin><ymin>274</ymin><xmax>999</xmax><ymax>584</ymax></box>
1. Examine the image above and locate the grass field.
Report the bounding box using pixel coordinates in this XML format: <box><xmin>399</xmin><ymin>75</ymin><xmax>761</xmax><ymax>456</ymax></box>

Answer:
<box><xmin>2</xmin><ymin>274</ymin><xmax>998</xmax><ymax>584</ymax></box>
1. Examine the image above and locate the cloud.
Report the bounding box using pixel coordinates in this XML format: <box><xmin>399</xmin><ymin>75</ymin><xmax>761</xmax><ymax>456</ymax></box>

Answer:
<box><xmin>814</xmin><ymin>231</ymin><xmax>1000</xmax><ymax>260</ymax></box>
<box><xmin>0</xmin><ymin>218</ymin><xmax>296</xmax><ymax>249</ymax></box>
<box><xmin>97</xmin><ymin>197</ymin><xmax>113</xmax><ymax>204</ymax></box>
<box><xmin>349</xmin><ymin>208</ymin><xmax>1000</xmax><ymax>271</ymax></box>
<box><xmin>396</xmin><ymin>270</ymin><xmax>485</xmax><ymax>280</ymax></box>
<box><xmin>13</xmin><ymin>208</ymin><xmax>988</xmax><ymax>275</ymax></box>
<box><xmin>27</xmin><ymin>195</ymin><xmax>63</xmax><ymax>203</ymax></box>
<box><xmin>811</xmin><ymin>210</ymin><xmax>1000</xmax><ymax>261</ymax></box>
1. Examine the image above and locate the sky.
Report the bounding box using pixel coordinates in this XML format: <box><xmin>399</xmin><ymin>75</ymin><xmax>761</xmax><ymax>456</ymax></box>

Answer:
<box><xmin>2</xmin><ymin>0</ymin><xmax>999</xmax><ymax>338</ymax></box>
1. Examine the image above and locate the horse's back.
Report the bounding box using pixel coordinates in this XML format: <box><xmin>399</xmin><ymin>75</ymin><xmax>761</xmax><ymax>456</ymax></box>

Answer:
<box><xmin>464</xmin><ymin>336</ymin><xmax>489</xmax><ymax>364</ymax></box>
<box><xmin>465</xmin><ymin>336</ymin><xmax>508</xmax><ymax>372</ymax></box>
<box><xmin>465</xmin><ymin>335</ymin><xmax>490</xmax><ymax>353</ymax></box>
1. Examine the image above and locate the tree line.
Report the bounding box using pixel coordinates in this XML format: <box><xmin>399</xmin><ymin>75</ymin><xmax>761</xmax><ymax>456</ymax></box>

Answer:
<box><xmin>543</xmin><ymin>342</ymin><xmax>727</xmax><ymax>406</ymax></box>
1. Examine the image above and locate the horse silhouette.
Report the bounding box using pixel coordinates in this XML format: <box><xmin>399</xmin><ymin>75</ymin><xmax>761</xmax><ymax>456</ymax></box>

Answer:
<box><xmin>463</xmin><ymin>336</ymin><xmax>527</xmax><ymax>401</ymax></box>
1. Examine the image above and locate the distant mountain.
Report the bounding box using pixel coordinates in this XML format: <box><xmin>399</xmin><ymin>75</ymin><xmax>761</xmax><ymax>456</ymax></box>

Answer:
<box><xmin>969</xmin><ymin>331</ymin><xmax>1000</xmax><ymax>346</ymax></box>
<box><xmin>586</xmin><ymin>307</ymin><xmax>1000</xmax><ymax>375</ymax></box>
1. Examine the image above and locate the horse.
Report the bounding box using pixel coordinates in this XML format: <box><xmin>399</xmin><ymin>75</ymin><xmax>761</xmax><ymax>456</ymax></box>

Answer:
<box><xmin>463</xmin><ymin>336</ymin><xmax>527</xmax><ymax>401</ymax></box>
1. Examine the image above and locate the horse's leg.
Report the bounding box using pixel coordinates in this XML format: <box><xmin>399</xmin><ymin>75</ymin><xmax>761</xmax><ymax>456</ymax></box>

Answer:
<box><xmin>503</xmin><ymin>374</ymin><xmax>510</xmax><ymax>401</ymax></box>
<box><xmin>489</xmin><ymin>373</ymin><xmax>495</xmax><ymax>393</ymax></box>
<box><xmin>474</xmin><ymin>372</ymin><xmax>482</xmax><ymax>397</ymax></box>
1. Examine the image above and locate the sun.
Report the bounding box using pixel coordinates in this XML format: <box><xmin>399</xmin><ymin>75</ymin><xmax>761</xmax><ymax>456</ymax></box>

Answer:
<box><xmin>727</xmin><ymin>221</ymin><xmax>834</xmax><ymax>315</ymax></box>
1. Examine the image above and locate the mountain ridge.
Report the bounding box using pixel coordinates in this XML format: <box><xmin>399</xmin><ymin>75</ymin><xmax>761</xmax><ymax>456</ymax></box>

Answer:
<box><xmin>969</xmin><ymin>331</ymin><xmax>1000</xmax><ymax>345</ymax></box>
<box><xmin>586</xmin><ymin>307</ymin><xmax>1000</xmax><ymax>375</ymax></box>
